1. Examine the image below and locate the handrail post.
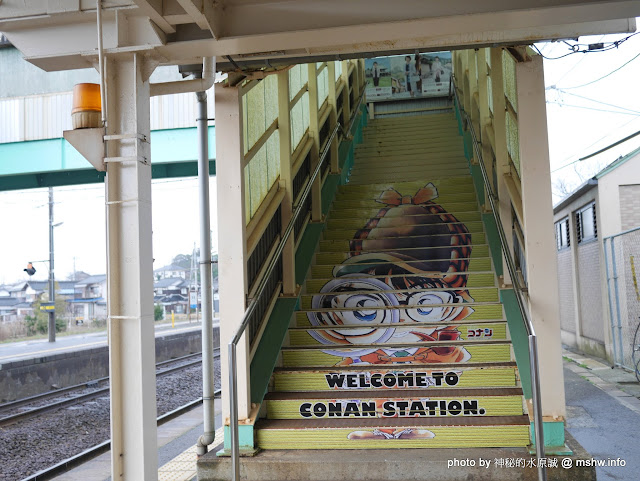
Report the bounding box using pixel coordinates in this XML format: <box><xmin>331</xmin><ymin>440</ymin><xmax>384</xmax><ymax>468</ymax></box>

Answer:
<box><xmin>529</xmin><ymin>335</ymin><xmax>547</xmax><ymax>481</ymax></box>
<box><xmin>229</xmin><ymin>342</ymin><xmax>240</xmax><ymax>480</ymax></box>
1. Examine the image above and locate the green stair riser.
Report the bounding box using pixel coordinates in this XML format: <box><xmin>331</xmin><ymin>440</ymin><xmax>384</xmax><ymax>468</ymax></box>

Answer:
<box><xmin>289</xmin><ymin>323</ymin><xmax>507</xmax><ymax>346</ymax></box>
<box><xmin>256</xmin><ymin>425</ymin><xmax>530</xmax><ymax>449</ymax></box>
<box><xmin>273</xmin><ymin>367</ymin><xmax>518</xmax><ymax>391</ymax></box>
<box><xmin>282</xmin><ymin>344</ymin><xmax>512</xmax><ymax>367</ymax></box>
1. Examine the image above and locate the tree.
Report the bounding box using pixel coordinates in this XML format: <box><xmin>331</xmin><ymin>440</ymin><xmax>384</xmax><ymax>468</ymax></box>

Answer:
<box><xmin>172</xmin><ymin>252</ymin><xmax>198</xmax><ymax>269</ymax></box>
<box><xmin>154</xmin><ymin>304</ymin><xmax>164</xmax><ymax>321</ymax></box>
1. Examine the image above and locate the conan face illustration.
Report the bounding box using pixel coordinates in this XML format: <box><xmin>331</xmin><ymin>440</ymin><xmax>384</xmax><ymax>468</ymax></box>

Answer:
<box><xmin>307</xmin><ymin>183</ymin><xmax>474</xmax><ymax>366</ymax></box>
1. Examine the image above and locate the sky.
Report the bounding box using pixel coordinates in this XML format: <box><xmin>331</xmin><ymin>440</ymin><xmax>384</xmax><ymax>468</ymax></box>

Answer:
<box><xmin>1</xmin><ymin>24</ymin><xmax>639</xmax><ymax>284</ymax></box>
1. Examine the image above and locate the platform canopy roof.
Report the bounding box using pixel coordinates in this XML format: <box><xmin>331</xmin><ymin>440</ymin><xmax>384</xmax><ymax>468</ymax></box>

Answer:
<box><xmin>0</xmin><ymin>0</ymin><xmax>638</xmax><ymax>72</ymax></box>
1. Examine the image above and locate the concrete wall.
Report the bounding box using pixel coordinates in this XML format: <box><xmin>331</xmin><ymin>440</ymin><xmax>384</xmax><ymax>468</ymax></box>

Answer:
<box><xmin>0</xmin><ymin>328</ymin><xmax>219</xmax><ymax>402</ymax></box>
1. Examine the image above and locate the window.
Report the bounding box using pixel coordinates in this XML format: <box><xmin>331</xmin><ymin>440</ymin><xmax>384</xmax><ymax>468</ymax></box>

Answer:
<box><xmin>576</xmin><ymin>202</ymin><xmax>597</xmax><ymax>243</ymax></box>
<box><xmin>555</xmin><ymin>218</ymin><xmax>570</xmax><ymax>250</ymax></box>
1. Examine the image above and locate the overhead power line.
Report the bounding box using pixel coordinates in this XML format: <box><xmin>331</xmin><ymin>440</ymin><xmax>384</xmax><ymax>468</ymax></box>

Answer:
<box><xmin>546</xmin><ymin>101</ymin><xmax>639</xmax><ymax>116</ymax></box>
<box><xmin>560</xmin><ymin>51</ymin><xmax>640</xmax><ymax>89</ymax></box>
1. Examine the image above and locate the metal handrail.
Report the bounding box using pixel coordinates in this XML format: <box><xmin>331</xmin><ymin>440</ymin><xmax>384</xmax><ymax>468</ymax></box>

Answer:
<box><xmin>451</xmin><ymin>79</ymin><xmax>547</xmax><ymax>481</ymax></box>
<box><xmin>228</xmin><ymin>86</ymin><xmax>367</xmax><ymax>481</ymax></box>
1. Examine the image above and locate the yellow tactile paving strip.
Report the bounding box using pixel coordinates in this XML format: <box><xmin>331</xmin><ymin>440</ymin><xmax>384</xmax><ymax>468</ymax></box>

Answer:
<box><xmin>157</xmin><ymin>427</ymin><xmax>224</xmax><ymax>481</ymax></box>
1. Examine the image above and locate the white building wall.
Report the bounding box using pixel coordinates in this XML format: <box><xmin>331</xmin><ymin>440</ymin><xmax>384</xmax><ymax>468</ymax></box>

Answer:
<box><xmin>597</xmin><ymin>154</ymin><xmax>640</xmax><ymax>237</ymax></box>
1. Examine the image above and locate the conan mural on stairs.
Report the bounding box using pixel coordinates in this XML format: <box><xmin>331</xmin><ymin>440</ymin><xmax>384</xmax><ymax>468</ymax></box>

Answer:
<box><xmin>306</xmin><ymin>183</ymin><xmax>477</xmax><ymax>440</ymax></box>
<box><xmin>307</xmin><ymin>183</ymin><xmax>476</xmax><ymax>365</ymax></box>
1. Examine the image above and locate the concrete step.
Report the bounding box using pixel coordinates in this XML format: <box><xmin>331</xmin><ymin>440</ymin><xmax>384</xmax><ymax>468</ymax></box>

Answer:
<box><xmin>255</xmin><ymin>415</ymin><xmax>530</xmax><ymax>449</ymax></box>
<box><xmin>314</xmin><ymin>245</ymin><xmax>490</xmax><ymax>265</ymax></box>
<box><xmin>198</xmin><ymin>436</ymin><xmax>596</xmax><ymax>481</ymax></box>
<box><xmin>325</xmin><ymin>210</ymin><xmax>482</xmax><ymax>228</ymax></box>
<box><xmin>322</xmin><ymin>221</ymin><xmax>485</xmax><ymax>241</ymax></box>
<box><xmin>364</xmin><ymin>117</ymin><xmax>457</xmax><ymax>129</ymax></box>
<box><xmin>311</xmin><ymin>256</ymin><xmax>493</xmax><ymax>276</ymax></box>
<box><xmin>265</xmin><ymin>387</ymin><xmax>524</xmax><ymax>419</ymax></box>
<box><xmin>330</xmin><ymin>194</ymin><xmax>478</xmax><ymax>211</ymax></box>
<box><xmin>300</xmin><ymin>286</ymin><xmax>500</xmax><ymax>306</ymax></box>
<box><xmin>306</xmin><ymin>272</ymin><xmax>497</xmax><ymax>291</ymax></box>
<box><xmin>328</xmin><ymin>202</ymin><xmax>479</xmax><ymax>216</ymax></box>
<box><xmin>349</xmin><ymin>161</ymin><xmax>469</xmax><ymax>174</ymax></box>
<box><xmin>336</xmin><ymin>178</ymin><xmax>475</xmax><ymax>195</ymax></box>
<box><xmin>296</xmin><ymin>303</ymin><xmax>504</xmax><ymax>326</ymax></box>
<box><xmin>355</xmin><ymin>143</ymin><xmax>463</xmax><ymax>156</ymax></box>
<box><xmin>362</xmin><ymin>130</ymin><xmax>461</xmax><ymax>141</ymax></box>
<box><xmin>348</xmin><ymin>169</ymin><xmax>470</xmax><ymax>184</ymax></box>
<box><xmin>355</xmin><ymin>144</ymin><xmax>463</xmax><ymax>156</ymax></box>
<box><xmin>281</xmin><ymin>341</ymin><xmax>512</xmax><ymax>367</ymax></box>
<box><xmin>318</xmin><ymin>231</ymin><xmax>487</xmax><ymax>251</ymax></box>
<box><xmin>355</xmin><ymin>139</ymin><xmax>463</xmax><ymax>153</ymax></box>
<box><xmin>289</xmin><ymin>322</ymin><xmax>507</xmax><ymax>346</ymax></box>
<box><xmin>272</xmin><ymin>362</ymin><xmax>519</xmax><ymax>392</ymax></box>
<box><xmin>352</xmin><ymin>151</ymin><xmax>466</xmax><ymax>164</ymax></box>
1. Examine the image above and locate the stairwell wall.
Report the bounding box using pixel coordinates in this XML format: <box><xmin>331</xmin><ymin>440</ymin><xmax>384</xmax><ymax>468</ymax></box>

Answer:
<box><xmin>453</xmin><ymin>47</ymin><xmax>567</xmax><ymax>445</ymax></box>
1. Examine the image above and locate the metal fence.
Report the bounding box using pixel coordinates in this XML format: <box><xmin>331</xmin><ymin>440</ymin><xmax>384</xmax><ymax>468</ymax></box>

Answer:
<box><xmin>604</xmin><ymin>226</ymin><xmax>640</xmax><ymax>378</ymax></box>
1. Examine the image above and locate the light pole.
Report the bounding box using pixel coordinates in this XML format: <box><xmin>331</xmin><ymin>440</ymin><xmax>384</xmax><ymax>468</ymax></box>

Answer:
<box><xmin>48</xmin><ymin>187</ymin><xmax>55</xmax><ymax>342</ymax></box>
<box><xmin>47</xmin><ymin>187</ymin><xmax>63</xmax><ymax>343</ymax></box>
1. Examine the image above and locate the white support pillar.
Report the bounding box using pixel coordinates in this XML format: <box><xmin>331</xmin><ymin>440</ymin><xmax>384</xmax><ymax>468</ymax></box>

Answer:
<box><xmin>327</xmin><ymin>62</ymin><xmax>340</xmax><ymax>174</ymax></box>
<box><xmin>341</xmin><ymin>61</ymin><xmax>351</xmax><ymax>131</ymax></box>
<box><xmin>215</xmin><ymin>82</ymin><xmax>251</xmax><ymax>422</ymax></box>
<box><xmin>104</xmin><ymin>53</ymin><xmax>157</xmax><ymax>481</ymax></box>
<box><xmin>307</xmin><ymin>63</ymin><xmax>322</xmax><ymax>222</ymax></box>
<box><xmin>489</xmin><ymin>47</ymin><xmax>514</xmax><ymax>286</ymax></box>
<box><xmin>476</xmin><ymin>48</ymin><xmax>494</xmax><ymax>210</ymax></box>
<box><xmin>516</xmin><ymin>55</ymin><xmax>566</xmax><ymax>419</ymax></box>
<box><xmin>278</xmin><ymin>70</ymin><xmax>296</xmax><ymax>295</ymax></box>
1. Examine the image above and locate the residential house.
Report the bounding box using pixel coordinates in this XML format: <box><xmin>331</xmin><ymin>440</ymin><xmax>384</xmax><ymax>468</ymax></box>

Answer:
<box><xmin>153</xmin><ymin>277</ymin><xmax>188</xmax><ymax>316</ymax></box>
<box><xmin>554</xmin><ymin>146</ymin><xmax>640</xmax><ymax>361</ymax></box>
<box><xmin>69</xmin><ymin>274</ymin><xmax>107</xmax><ymax>322</ymax></box>
<box><xmin>154</xmin><ymin>264</ymin><xmax>189</xmax><ymax>280</ymax></box>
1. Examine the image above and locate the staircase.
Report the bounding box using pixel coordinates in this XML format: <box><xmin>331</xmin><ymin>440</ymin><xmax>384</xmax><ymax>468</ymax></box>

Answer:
<box><xmin>255</xmin><ymin>112</ymin><xmax>530</xmax><ymax>450</ymax></box>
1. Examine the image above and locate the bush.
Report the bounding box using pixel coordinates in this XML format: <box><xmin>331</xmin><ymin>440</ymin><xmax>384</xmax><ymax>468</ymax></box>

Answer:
<box><xmin>154</xmin><ymin>304</ymin><xmax>164</xmax><ymax>321</ymax></box>
<box><xmin>25</xmin><ymin>314</ymin><xmax>66</xmax><ymax>336</ymax></box>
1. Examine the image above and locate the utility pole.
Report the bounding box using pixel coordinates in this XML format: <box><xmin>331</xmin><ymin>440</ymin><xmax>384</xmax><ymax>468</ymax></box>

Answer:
<box><xmin>48</xmin><ymin>186</ymin><xmax>55</xmax><ymax>343</ymax></box>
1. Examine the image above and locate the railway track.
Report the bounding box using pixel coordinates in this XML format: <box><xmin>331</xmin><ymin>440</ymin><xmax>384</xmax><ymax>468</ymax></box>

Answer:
<box><xmin>0</xmin><ymin>349</ymin><xmax>219</xmax><ymax>428</ymax></box>
<box><xmin>20</xmin><ymin>389</ymin><xmax>222</xmax><ymax>481</ymax></box>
